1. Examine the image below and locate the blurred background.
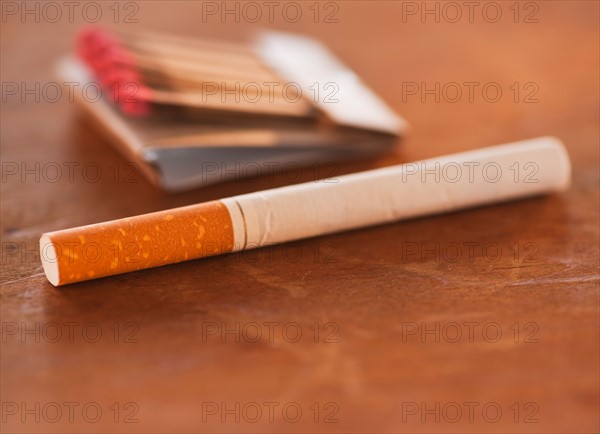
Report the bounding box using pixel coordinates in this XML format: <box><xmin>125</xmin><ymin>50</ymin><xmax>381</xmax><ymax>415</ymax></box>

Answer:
<box><xmin>1</xmin><ymin>1</ymin><xmax>599</xmax><ymax>433</ymax></box>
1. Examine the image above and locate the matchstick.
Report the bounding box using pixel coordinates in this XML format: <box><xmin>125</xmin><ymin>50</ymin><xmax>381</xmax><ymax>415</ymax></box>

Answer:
<box><xmin>121</xmin><ymin>38</ymin><xmax>279</xmax><ymax>82</ymax></box>
<box><xmin>39</xmin><ymin>137</ymin><xmax>571</xmax><ymax>286</ymax></box>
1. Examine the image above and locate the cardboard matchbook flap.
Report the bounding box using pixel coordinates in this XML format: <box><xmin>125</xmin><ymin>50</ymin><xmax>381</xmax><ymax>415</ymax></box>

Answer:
<box><xmin>254</xmin><ymin>31</ymin><xmax>407</xmax><ymax>135</ymax></box>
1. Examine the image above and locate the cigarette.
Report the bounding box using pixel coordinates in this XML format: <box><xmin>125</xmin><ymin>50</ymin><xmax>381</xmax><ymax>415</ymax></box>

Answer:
<box><xmin>40</xmin><ymin>136</ymin><xmax>571</xmax><ymax>286</ymax></box>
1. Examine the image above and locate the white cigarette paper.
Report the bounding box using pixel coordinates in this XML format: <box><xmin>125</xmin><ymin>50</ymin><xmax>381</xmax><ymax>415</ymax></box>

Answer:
<box><xmin>223</xmin><ymin>136</ymin><xmax>571</xmax><ymax>249</ymax></box>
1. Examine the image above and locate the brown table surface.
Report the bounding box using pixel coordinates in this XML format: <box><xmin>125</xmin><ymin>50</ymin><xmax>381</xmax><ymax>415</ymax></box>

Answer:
<box><xmin>1</xmin><ymin>1</ymin><xmax>598</xmax><ymax>433</ymax></box>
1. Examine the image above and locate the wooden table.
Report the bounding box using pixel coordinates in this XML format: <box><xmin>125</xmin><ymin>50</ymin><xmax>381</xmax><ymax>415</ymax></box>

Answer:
<box><xmin>1</xmin><ymin>1</ymin><xmax>598</xmax><ymax>432</ymax></box>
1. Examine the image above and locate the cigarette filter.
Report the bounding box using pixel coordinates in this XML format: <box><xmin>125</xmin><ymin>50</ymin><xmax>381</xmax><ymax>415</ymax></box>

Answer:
<box><xmin>40</xmin><ymin>136</ymin><xmax>571</xmax><ymax>286</ymax></box>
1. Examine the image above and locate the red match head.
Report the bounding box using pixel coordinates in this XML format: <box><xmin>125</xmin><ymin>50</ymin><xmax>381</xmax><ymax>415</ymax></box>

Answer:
<box><xmin>76</xmin><ymin>27</ymin><xmax>151</xmax><ymax>116</ymax></box>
